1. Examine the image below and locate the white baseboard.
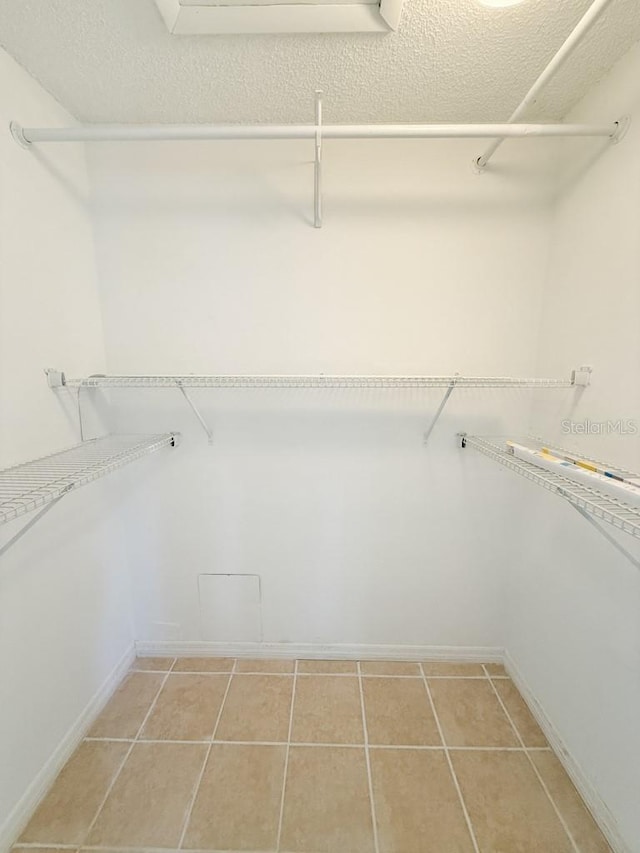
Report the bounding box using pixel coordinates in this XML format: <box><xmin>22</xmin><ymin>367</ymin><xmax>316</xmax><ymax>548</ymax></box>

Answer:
<box><xmin>504</xmin><ymin>651</ymin><xmax>630</xmax><ymax>853</ymax></box>
<box><xmin>135</xmin><ymin>639</ymin><xmax>504</xmax><ymax>662</ymax></box>
<box><xmin>0</xmin><ymin>644</ymin><xmax>136</xmax><ymax>853</ymax></box>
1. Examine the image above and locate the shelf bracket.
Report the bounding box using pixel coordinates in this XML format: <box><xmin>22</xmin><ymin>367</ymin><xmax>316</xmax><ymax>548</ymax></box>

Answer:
<box><xmin>9</xmin><ymin>121</ymin><xmax>31</xmax><ymax>149</ymax></box>
<box><xmin>45</xmin><ymin>368</ymin><xmax>66</xmax><ymax>388</ymax></box>
<box><xmin>572</xmin><ymin>506</ymin><xmax>640</xmax><ymax>572</ymax></box>
<box><xmin>571</xmin><ymin>365</ymin><xmax>592</xmax><ymax>387</ymax></box>
<box><xmin>45</xmin><ymin>368</ymin><xmax>87</xmax><ymax>441</ymax></box>
<box><xmin>0</xmin><ymin>493</ymin><xmax>68</xmax><ymax>559</ymax></box>
<box><xmin>177</xmin><ymin>383</ymin><xmax>213</xmax><ymax>444</ymax></box>
<box><xmin>314</xmin><ymin>90</ymin><xmax>323</xmax><ymax>229</ymax></box>
<box><xmin>424</xmin><ymin>377</ymin><xmax>457</xmax><ymax>445</ymax></box>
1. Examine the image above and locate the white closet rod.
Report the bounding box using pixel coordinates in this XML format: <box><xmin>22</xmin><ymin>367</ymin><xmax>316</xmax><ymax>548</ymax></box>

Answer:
<box><xmin>476</xmin><ymin>0</ymin><xmax>617</xmax><ymax>169</ymax></box>
<box><xmin>11</xmin><ymin>121</ymin><xmax>617</xmax><ymax>145</ymax></box>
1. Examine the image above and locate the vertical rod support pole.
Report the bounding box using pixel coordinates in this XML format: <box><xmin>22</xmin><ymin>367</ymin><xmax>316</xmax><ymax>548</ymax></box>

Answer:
<box><xmin>314</xmin><ymin>90</ymin><xmax>323</xmax><ymax>229</ymax></box>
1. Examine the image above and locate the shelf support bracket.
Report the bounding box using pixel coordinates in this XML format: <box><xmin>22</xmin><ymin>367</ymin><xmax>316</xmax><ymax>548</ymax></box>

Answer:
<box><xmin>424</xmin><ymin>378</ymin><xmax>457</xmax><ymax>445</ymax></box>
<box><xmin>572</xmin><ymin>506</ymin><xmax>640</xmax><ymax>572</ymax></box>
<box><xmin>0</xmin><ymin>493</ymin><xmax>68</xmax><ymax>559</ymax></box>
<box><xmin>45</xmin><ymin>368</ymin><xmax>87</xmax><ymax>441</ymax></box>
<box><xmin>177</xmin><ymin>383</ymin><xmax>213</xmax><ymax>444</ymax></box>
<box><xmin>571</xmin><ymin>365</ymin><xmax>592</xmax><ymax>387</ymax></box>
<box><xmin>314</xmin><ymin>90</ymin><xmax>323</xmax><ymax>229</ymax></box>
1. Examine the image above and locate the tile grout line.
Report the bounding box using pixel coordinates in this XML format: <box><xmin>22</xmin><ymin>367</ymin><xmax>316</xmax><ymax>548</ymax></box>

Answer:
<box><xmin>81</xmin><ymin>737</ymin><xmax>553</xmax><ymax>752</ymax></box>
<box><xmin>419</xmin><ymin>664</ymin><xmax>481</xmax><ymax>853</ymax></box>
<box><xmin>275</xmin><ymin>658</ymin><xmax>298</xmax><ymax>853</ymax></box>
<box><xmin>137</xmin><ymin>669</ymin><xmax>235</xmax><ymax>676</ymax></box>
<box><xmin>19</xmin><ymin>846</ymin><xmax>449</xmax><ymax>853</ymax></box>
<box><xmin>356</xmin><ymin>661</ymin><xmax>381</xmax><ymax>853</ymax></box>
<box><xmin>176</xmin><ymin>660</ymin><xmax>237</xmax><ymax>850</ymax></box>
<box><xmin>80</xmin><ymin>664</ymin><xmax>176</xmax><ymax>847</ymax></box>
<box><xmin>482</xmin><ymin>665</ymin><xmax>581</xmax><ymax>853</ymax></box>
<box><xmin>131</xmin><ymin>668</ymin><xmax>505</xmax><ymax>680</ymax></box>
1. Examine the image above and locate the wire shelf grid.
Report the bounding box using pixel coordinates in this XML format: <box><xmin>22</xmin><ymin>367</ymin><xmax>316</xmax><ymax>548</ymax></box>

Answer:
<box><xmin>532</xmin><ymin>439</ymin><xmax>639</xmax><ymax>481</ymax></box>
<box><xmin>0</xmin><ymin>434</ymin><xmax>178</xmax><ymax>526</ymax></box>
<box><xmin>63</xmin><ymin>374</ymin><xmax>576</xmax><ymax>390</ymax></box>
<box><xmin>463</xmin><ymin>435</ymin><xmax>640</xmax><ymax>540</ymax></box>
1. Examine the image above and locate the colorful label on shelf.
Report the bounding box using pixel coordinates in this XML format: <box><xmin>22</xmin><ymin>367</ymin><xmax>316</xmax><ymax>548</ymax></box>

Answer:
<box><xmin>505</xmin><ymin>441</ymin><xmax>640</xmax><ymax>509</ymax></box>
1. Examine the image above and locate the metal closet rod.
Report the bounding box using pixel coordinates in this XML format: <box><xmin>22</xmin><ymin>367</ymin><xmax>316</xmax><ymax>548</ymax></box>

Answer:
<box><xmin>11</xmin><ymin>121</ymin><xmax>618</xmax><ymax>145</ymax></box>
<box><xmin>477</xmin><ymin>0</ymin><xmax>617</xmax><ymax>169</ymax></box>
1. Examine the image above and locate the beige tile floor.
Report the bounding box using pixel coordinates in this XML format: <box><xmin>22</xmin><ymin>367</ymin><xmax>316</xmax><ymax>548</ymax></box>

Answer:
<box><xmin>14</xmin><ymin>658</ymin><xmax>612</xmax><ymax>853</ymax></box>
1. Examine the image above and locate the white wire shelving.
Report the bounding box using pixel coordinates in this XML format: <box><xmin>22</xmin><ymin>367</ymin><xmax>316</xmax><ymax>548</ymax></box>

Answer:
<box><xmin>460</xmin><ymin>434</ymin><xmax>640</xmax><ymax>541</ymax></box>
<box><xmin>0</xmin><ymin>433</ymin><xmax>179</xmax><ymax>527</ymax></box>
<box><xmin>47</xmin><ymin>369</ymin><xmax>588</xmax><ymax>446</ymax></box>
<box><xmin>52</xmin><ymin>372</ymin><xmax>579</xmax><ymax>390</ymax></box>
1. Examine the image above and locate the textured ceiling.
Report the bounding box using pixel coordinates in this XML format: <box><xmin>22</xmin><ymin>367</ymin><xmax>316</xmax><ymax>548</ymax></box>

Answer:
<box><xmin>0</xmin><ymin>0</ymin><xmax>639</xmax><ymax>124</ymax></box>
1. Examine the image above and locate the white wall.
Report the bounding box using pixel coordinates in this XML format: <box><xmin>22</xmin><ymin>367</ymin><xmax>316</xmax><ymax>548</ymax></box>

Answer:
<box><xmin>0</xmin><ymin>49</ymin><xmax>134</xmax><ymax>847</ymax></box>
<box><xmin>87</xmin><ymin>136</ymin><xmax>562</xmax><ymax>652</ymax></box>
<box><xmin>4</xmin><ymin>24</ymin><xmax>637</xmax><ymax>853</ymax></box>
<box><xmin>3</xmin><ymin>24</ymin><xmax>638</xmax><ymax>852</ymax></box>
<box><xmin>505</xmin><ymin>41</ymin><xmax>640</xmax><ymax>853</ymax></box>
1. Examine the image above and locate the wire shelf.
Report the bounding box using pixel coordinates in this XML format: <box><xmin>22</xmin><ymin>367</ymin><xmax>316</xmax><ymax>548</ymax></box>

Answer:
<box><xmin>533</xmin><ymin>439</ymin><xmax>639</xmax><ymax>481</ymax></box>
<box><xmin>0</xmin><ymin>434</ymin><xmax>178</xmax><ymax>526</ymax></box>
<box><xmin>61</xmin><ymin>374</ymin><xmax>576</xmax><ymax>390</ymax></box>
<box><xmin>462</xmin><ymin>435</ymin><xmax>640</xmax><ymax>540</ymax></box>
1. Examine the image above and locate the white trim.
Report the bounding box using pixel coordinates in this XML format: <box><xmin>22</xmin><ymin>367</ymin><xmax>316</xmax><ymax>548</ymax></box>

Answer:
<box><xmin>0</xmin><ymin>644</ymin><xmax>136</xmax><ymax>853</ymax></box>
<box><xmin>176</xmin><ymin>4</ymin><xmax>388</xmax><ymax>33</ymax></box>
<box><xmin>504</xmin><ymin>652</ymin><xmax>631</xmax><ymax>853</ymax></box>
<box><xmin>153</xmin><ymin>0</ymin><xmax>403</xmax><ymax>33</ymax></box>
<box><xmin>135</xmin><ymin>640</ymin><xmax>504</xmax><ymax>662</ymax></box>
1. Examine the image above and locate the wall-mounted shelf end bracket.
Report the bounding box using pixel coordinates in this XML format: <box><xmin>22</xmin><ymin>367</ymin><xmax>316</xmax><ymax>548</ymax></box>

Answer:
<box><xmin>10</xmin><ymin>121</ymin><xmax>30</xmax><ymax>148</ymax></box>
<box><xmin>45</xmin><ymin>368</ymin><xmax>66</xmax><ymax>388</ymax></box>
<box><xmin>611</xmin><ymin>115</ymin><xmax>631</xmax><ymax>144</ymax></box>
<box><xmin>571</xmin><ymin>365</ymin><xmax>592</xmax><ymax>387</ymax></box>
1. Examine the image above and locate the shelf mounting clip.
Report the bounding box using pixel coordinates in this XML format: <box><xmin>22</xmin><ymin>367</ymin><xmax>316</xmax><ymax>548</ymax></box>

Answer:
<box><xmin>571</xmin><ymin>365</ymin><xmax>592</xmax><ymax>387</ymax></box>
